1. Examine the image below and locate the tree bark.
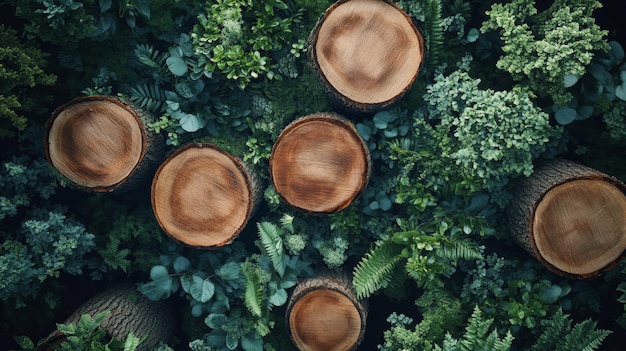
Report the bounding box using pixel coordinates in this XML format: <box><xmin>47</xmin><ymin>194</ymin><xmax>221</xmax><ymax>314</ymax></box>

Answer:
<box><xmin>38</xmin><ymin>284</ymin><xmax>174</xmax><ymax>351</ymax></box>
<box><xmin>151</xmin><ymin>142</ymin><xmax>261</xmax><ymax>248</ymax></box>
<box><xmin>309</xmin><ymin>0</ymin><xmax>424</xmax><ymax>114</ymax></box>
<box><xmin>506</xmin><ymin>158</ymin><xmax>626</xmax><ymax>278</ymax></box>
<box><xmin>286</xmin><ymin>274</ymin><xmax>368</xmax><ymax>351</ymax></box>
<box><xmin>270</xmin><ymin>112</ymin><xmax>371</xmax><ymax>213</ymax></box>
<box><xmin>44</xmin><ymin>96</ymin><xmax>165</xmax><ymax>193</ymax></box>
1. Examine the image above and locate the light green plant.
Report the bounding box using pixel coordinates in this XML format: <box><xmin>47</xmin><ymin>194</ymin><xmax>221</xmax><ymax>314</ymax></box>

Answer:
<box><xmin>434</xmin><ymin>306</ymin><xmax>514</xmax><ymax>351</ymax></box>
<box><xmin>529</xmin><ymin>309</ymin><xmax>611</xmax><ymax>351</ymax></box>
<box><xmin>481</xmin><ymin>0</ymin><xmax>608</xmax><ymax>106</ymax></box>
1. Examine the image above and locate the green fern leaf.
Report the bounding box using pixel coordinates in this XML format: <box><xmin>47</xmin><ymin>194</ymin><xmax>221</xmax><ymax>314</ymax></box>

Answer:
<box><xmin>257</xmin><ymin>222</ymin><xmax>285</xmax><ymax>276</ymax></box>
<box><xmin>135</xmin><ymin>44</ymin><xmax>164</xmax><ymax>68</ymax></box>
<box><xmin>243</xmin><ymin>269</ymin><xmax>264</xmax><ymax>318</ymax></box>
<box><xmin>129</xmin><ymin>83</ymin><xmax>166</xmax><ymax>113</ymax></box>
<box><xmin>422</xmin><ymin>0</ymin><xmax>445</xmax><ymax>67</ymax></box>
<box><xmin>438</xmin><ymin>238</ymin><xmax>482</xmax><ymax>264</ymax></box>
<box><xmin>123</xmin><ymin>332</ymin><xmax>145</xmax><ymax>351</ymax></box>
<box><xmin>353</xmin><ymin>240</ymin><xmax>404</xmax><ymax>299</ymax></box>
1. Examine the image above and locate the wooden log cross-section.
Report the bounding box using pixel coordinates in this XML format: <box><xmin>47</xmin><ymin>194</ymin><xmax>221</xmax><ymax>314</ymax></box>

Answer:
<box><xmin>44</xmin><ymin>96</ymin><xmax>164</xmax><ymax>193</ymax></box>
<box><xmin>270</xmin><ymin>112</ymin><xmax>371</xmax><ymax>214</ymax></box>
<box><xmin>309</xmin><ymin>0</ymin><xmax>424</xmax><ymax>113</ymax></box>
<box><xmin>151</xmin><ymin>143</ymin><xmax>261</xmax><ymax>248</ymax></box>
<box><xmin>38</xmin><ymin>284</ymin><xmax>174</xmax><ymax>351</ymax></box>
<box><xmin>286</xmin><ymin>275</ymin><xmax>368</xmax><ymax>351</ymax></box>
<box><xmin>506</xmin><ymin>159</ymin><xmax>626</xmax><ymax>279</ymax></box>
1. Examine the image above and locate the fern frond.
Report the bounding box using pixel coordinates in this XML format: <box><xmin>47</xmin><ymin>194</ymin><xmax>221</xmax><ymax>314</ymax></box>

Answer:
<box><xmin>243</xmin><ymin>269</ymin><xmax>264</xmax><ymax>318</ymax></box>
<box><xmin>353</xmin><ymin>240</ymin><xmax>405</xmax><ymax>299</ymax></box>
<box><xmin>135</xmin><ymin>44</ymin><xmax>165</xmax><ymax>68</ymax></box>
<box><xmin>257</xmin><ymin>222</ymin><xmax>285</xmax><ymax>276</ymax></box>
<box><xmin>123</xmin><ymin>332</ymin><xmax>145</xmax><ymax>351</ymax></box>
<box><xmin>422</xmin><ymin>0</ymin><xmax>445</xmax><ymax>67</ymax></box>
<box><xmin>129</xmin><ymin>83</ymin><xmax>166</xmax><ymax>113</ymax></box>
<box><xmin>531</xmin><ymin>309</ymin><xmax>611</xmax><ymax>351</ymax></box>
<box><xmin>567</xmin><ymin>320</ymin><xmax>612</xmax><ymax>351</ymax></box>
<box><xmin>437</xmin><ymin>238</ymin><xmax>482</xmax><ymax>264</ymax></box>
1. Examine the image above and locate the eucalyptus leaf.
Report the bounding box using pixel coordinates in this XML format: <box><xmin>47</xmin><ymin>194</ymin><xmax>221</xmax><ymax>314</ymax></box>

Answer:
<box><xmin>467</xmin><ymin>28</ymin><xmax>479</xmax><ymax>42</ymax></box>
<box><xmin>190</xmin><ymin>276</ymin><xmax>215</xmax><ymax>303</ymax></box>
<box><xmin>150</xmin><ymin>265</ymin><xmax>169</xmax><ymax>281</ymax></box>
<box><xmin>166</xmin><ymin>55</ymin><xmax>188</xmax><ymax>76</ymax></box>
<box><xmin>173</xmin><ymin>256</ymin><xmax>191</xmax><ymax>273</ymax></box>
<box><xmin>554</xmin><ymin>107</ymin><xmax>577</xmax><ymax>125</ymax></box>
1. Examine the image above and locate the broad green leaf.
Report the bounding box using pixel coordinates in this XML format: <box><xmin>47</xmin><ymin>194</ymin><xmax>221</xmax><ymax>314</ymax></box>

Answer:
<box><xmin>205</xmin><ymin>313</ymin><xmax>227</xmax><ymax>329</ymax></box>
<box><xmin>541</xmin><ymin>285</ymin><xmax>562</xmax><ymax>304</ymax></box>
<box><xmin>166</xmin><ymin>55</ymin><xmax>188</xmax><ymax>76</ymax></box>
<box><xmin>226</xmin><ymin>333</ymin><xmax>239</xmax><ymax>350</ymax></box>
<box><xmin>173</xmin><ymin>256</ymin><xmax>190</xmax><ymax>273</ymax></box>
<box><xmin>554</xmin><ymin>107</ymin><xmax>577</xmax><ymax>125</ymax></box>
<box><xmin>241</xmin><ymin>332</ymin><xmax>263</xmax><ymax>351</ymax></box>
<box><xmin>99</xmin><ymin>0</ymin><xmax>113</xmax><ymax>12</ymax></box>
<box><xmin>563</xmin><ymin>74</ymin><xmax>579</xmax><ymax>88</ymax></box>
<box><xmin>467</xmin><ymin>28</ymin><xmax>479</xmax><ymax>42</ymax></box>
<box><xmin>373</xmin><ymin>110</ymin><xmax>393</xmax><ymax>129</ymax></box>
<box><xmin>356</xmin><ymin>123</ymin><xmax>372</xmax><ymax>141</ymax></box>
<box><xmin>174</xmin><ymin>82</ymin><xmax>194</xmax><ymax>98</ymax></box>
<box><xmin>190</xmin><ymin>276</ymin><xmax>215</xmax><ymax>303</ymax></box>
<box><xmin>133</xmin><ymin>0</ymin><xmax>151</xmax><ymax>19</ymax></box>
<box><xmin>180</xmin><ymin>273</ymin><xmax>193</xmax><ymax>293</ymax></box>
<box><xmin>180</xmin><ymin>113</ymin><xmax>206</xmax><ymax>132</ymax></box>
<box><xmin>216</xmin><ymin>261</ymin><xmax>242</xmax><ymax>280</ymax></box>
<box><xmin>13</xmin><ymin>336</ymin><xmax>35</xmax><ymax>349</ymax></box>
<box><xmin>150</xmin><ymin>265</ymin><xmax>169</xmax><ymax>281</ymax></box>
<box><xmin>589</xmin><ymin>63</ymin><xmax>611</xmax><ymax>85</ymax></box>
<box><xmin>576</xmin><ymin>105</ymin><xmax>593</xmax><ymax>120</ymax></box>
<box><xmin>609</xmin><ymin>41</ymin><xmax>624</xmax><ymax>64</ymax></box>
<box><xmin>269</xmin><ymin>288</ymin><xmax>288</xmax><ymax>306</ymax></box>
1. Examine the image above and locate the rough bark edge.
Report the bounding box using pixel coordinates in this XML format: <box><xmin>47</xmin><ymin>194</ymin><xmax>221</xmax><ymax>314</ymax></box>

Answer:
<box><xmin>308</xmin><ymin>0</ymin><xmax>425</xmax><ymax>115</ymax></box>
<box><xmin>38</xmin><ymin>284</ymin><xmax>174</xmax><ymax>351</ymax></box>
<box><xmin>151</xmin><ymin>142</ymin><xmax>261</xmax><ymax>249</ymax></box>
<box><xmin>285</xmin><ymin>273</ymin><xmax>369</xmax><ymax>351</ymax></box>
<box><xmin>506</xmin><ymin>158</ymin><xmax>626</xmax><ymax>279</ymax></box>
<box><xmin>44</xmin><ymin>95</ymin><xmax>166</xmax><ymax>193</ymax></box>
<box><xmin>269</xmin><ymin>112</ymin><xmax>372</xmax><ymax>214</ymax></box>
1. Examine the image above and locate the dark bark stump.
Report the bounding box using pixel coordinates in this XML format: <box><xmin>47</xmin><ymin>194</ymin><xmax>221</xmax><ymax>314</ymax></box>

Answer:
<box><xmin>286</xmin><ymin>275</ymin><xmax>368</xmax><ymax>351</ymax></box>
<box><xmin>151</xmin><ymin>142</ymin><xmax>261</xmax><ymax>248</ymax></box>
<box><xmin>269</xmin><ymin>112</ymin><xmax>371</xmax><ymax>214</ymax></box>
<box><xmin>506</xmin><ymin>158</ymin><xmax>626</xmax><ymax>278</ymax></box>
<box><xmin>309</xmin><ymin>0</ymin><xmax>424</xmax><ymax>114</ymax></box>
<box><xmin>38</xmin><ymin>284</ymin><xmax>174</xmax><ymax>351</ymax></box>
<box><xmin>44</xmin><ymin>96</ymin><xmax>165</xmax><ymax>193</ymax></box>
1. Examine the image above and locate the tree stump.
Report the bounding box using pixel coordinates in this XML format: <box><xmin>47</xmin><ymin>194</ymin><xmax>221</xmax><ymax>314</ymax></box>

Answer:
<box><xmin>269</xmin><ymin>112</ymin><xmax>371</xmax><ymax>213</ymax></box>
<box><xmin>151</xmin><ymin>143</ymin><xmax>261</xmax><ymax>248</ymax></box>
<box><xmin>39</xmin><ymin>284</ymin><xmax>174</xmax><ymax>351</ymax></box>
<box><xmin>506</xmin><ymin>159</ymin><xmax>626</xmax><ymax>278</ymax></box>
<box><xmin>44</xmin><ymin>96</ymin><xmax>164</xmax><ymax>193</ymax></box>
<box><xmin>309</xmin><ymin>0</ymin><xmax>424</xmax><ymax>113</ymax></box>
<box><xmin>286</xmin><ymin>275</ymin><xmax>368</xmax><ymax>351</ymax></box>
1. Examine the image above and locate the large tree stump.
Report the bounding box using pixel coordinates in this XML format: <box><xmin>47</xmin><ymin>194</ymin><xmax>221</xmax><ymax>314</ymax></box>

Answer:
<box><xmin>44</xmin><ymin>96</ymin><xmax>164</xmax><ymax>193</ymax></box>
<box><xmin>309</xmin><ymin>0</ymin><xmax>424</xmax><ymax>113</ymax></box>
<box><xmin>269</xmin><ymin>112</ymin><xmax>371</xmax><ymax>213</ymax></box>
<box><xmin>38</xmin><ymin>284</ymin><xmax>174</xmax><ymax>351</ymax></box>
<box><xmin>286</xmin><ymin>275</ymin><xmax>368</xmax><ymax>351</ymax></box>
<box><xmin>151</xmin><ymin>143</ymin><xmax>261</xmax><ymax>248</ymax></box>
<box><xmin>506</xmin><ymin>159</ymin><xmax>626</xmax><ymax>278</ymax></box>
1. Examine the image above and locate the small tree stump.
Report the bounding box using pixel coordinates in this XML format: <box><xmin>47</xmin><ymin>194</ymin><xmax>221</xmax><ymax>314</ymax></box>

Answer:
<box><xmin>44</xmin><ymin>96</ymin><xmax>164</xmax><ymax>192</ymax></box>
<box><xmin>309</xmin><ymin>0</ymin><xmax>424</xmax><ymax>113</ymax></box>
<box><xmin>39</xmin><ymin>284</ymin><xmax>174</xmax><ymax>351</ymax></box>
<box><xmin>506</xmin><ymin>159</ymin><xmax>626</xmax><ymax>278</ymax></box>
<box><xmin>286</xmin><ymin>275</ymin><xmax>368</xmax><ymax>351</ymax></box>
<box><xmin>151</xmin><ymin>143</ymin><xmax>261</xmax><ymax>248</ymax></box>
<box><xmin>269</xmin><ymin>112</ymin><xmax>371</xmax><ymax>213</ymax></box>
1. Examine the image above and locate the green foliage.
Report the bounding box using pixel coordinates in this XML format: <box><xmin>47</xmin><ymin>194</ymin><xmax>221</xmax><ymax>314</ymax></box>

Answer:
<box><xmin>601</xmin><ymin>100</ymin><xmax>626</xmax><ymax>141</ymax></box>
<box><xmin>378</xmin><ymin>312</ymin><xmax>434</xmax><ymax>351</ymax></box>
<box><xmin>529</xmin><ymin>309</ymin><xmax>611</xmax><ymax>351</ymax></box>
<box><xmin>435</xmin><ymin>306</ymin><xmax>514</xmax><ymax>351</ymax></box>
<box><xmin>353</xmin><ymin>240</ymin><xmax>405</xmax><ymax>299</ymax></box>
<box><xmin>0</xmin><ymin>26</ymin><xmax>57</xmax><ymax>139</ymax></box>
<box><xmin>481</xmin><ymin>0</ymin><xmax>608</xmax><ymax>106</ymax></box>
<box><xmin>418</xmin><ymin>63</ymin><xmax>564</xmax><ymax>206</ymax></box>
<box><xmin>15</xmin><ymin>311</ymin><xmax>146</xmax><ymax>351</ymax></box>
<box><xmin>191</xmin><ymin>0</ymin><xmax>303</xmax><ymax>89</ymax></box>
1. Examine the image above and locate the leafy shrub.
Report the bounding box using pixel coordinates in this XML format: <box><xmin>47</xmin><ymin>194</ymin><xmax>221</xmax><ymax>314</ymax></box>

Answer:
<box><xmin>0</xmin><ymin>25</ymin><xmax>57</xmax><ymax>139</ymax></box>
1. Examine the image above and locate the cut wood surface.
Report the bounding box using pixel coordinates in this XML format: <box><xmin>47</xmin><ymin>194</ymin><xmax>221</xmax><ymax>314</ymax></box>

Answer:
<box><xmin>151</xmin><ymin>143</ymin><xmax>259</xmax><ymax>248</ymax></box>
<box><xmin>310</xmin><ymin>0</ymin><xmax>424</xmax><ymax>112</ymax></box>
<box><xmin>507</xmin><ymin>159</ymin><xmax>626</xmax><ymax>278</ymax></box>
<box><xmin>45</xmin><ymin>95</ymin><xmax>163</xmax><ymax>192</ymax></box>
<box><xmin>286</xmin><ymin>275</ymin><xmax>367</xmax><ymax>351</ymax></box>
<box><xmin>39</xmin><ymin>284</ymin><xmax>174</xmax><ymax>351</ymax></box>
<box><xmin>270</xmin><ymin>112</ymin><xmax>370</xmax><ymax>213</ymax></box>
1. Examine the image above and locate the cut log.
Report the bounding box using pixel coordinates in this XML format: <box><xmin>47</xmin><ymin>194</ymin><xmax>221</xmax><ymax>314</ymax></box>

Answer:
<box><xmin>151</xmin><ymin>143</ymin><xmax>261</xmax><ymax>248</ymax></box>
<box><xmin>286</xmin><ymin>275</ymin><xmax>368</xmax><ymax>351</ymax></box>
<box><xmin>38</xmin><ymin>284</ymin><xmax>174</xmax><ymax>351</ymax></box>
<box><xmin>44</xmin><ymin>96</ymin><xmax>165</xmax><ymax>193</ymax></box>
<box><xmin>309</xmin><ymin>0</ymin><xmax>424</xmax><ymax>113</ymax></box>
<box><xmin>269</xmin><ymin>112</ymin><xmax>371</xmax><ymax>213</ymax></box>
<box><xmin>506</xmin><ymin>158</ymin><xmax>626</xmax><ymax>278</ymax></box>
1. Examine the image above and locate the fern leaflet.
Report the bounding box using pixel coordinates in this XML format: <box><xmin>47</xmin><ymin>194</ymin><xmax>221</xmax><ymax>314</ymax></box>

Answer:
<box><xmin>257</xmin><ymin>221</ymin><xmax>285</xmax><ymax>276</ymax></box>
<box><xmin>243</xmin><ymin>268</ymin><xmax>264</xmax><ymax>318</ymax></box>
<box><xmin>353</xmin><ymin>240</ymin><xmax>404</xmax><ymax>299</ymax></box>
<box><xmin>130</xmin><ymin>83</ymin><xmax>166</xmax><ymax>113</ymax></box>
<box><xmin>135</xmin><ymin>44</ymin><xmax>164</xmax><ymax>68</ymax></box>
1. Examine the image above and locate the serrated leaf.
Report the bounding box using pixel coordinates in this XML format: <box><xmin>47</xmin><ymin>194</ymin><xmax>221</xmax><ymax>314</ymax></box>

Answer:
<box><xmin>190</xmin><ymin>276</ymin><xmax>215</xmax><ymax>303</ymax></box>
<box><xmin>554</xmin><ymin>107</ymin><xmax>577</xmax><ymax>125</ymax></box>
